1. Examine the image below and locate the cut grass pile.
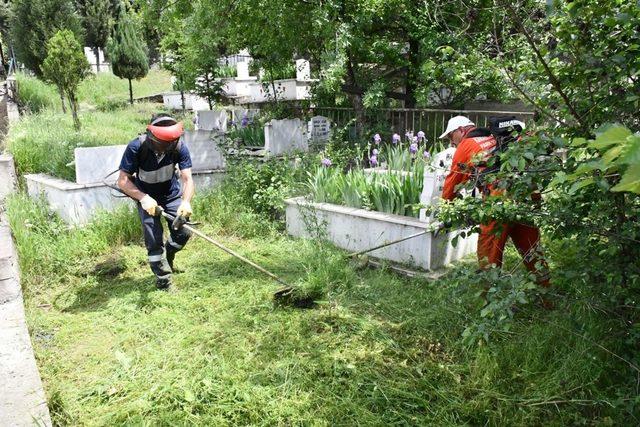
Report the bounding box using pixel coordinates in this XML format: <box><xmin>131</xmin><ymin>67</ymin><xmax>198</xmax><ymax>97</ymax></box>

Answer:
<box><xmin>7</xmin><ymin>191</ymin><xmax>637</xmax><ymax>425</ymax></box>
<box><xmin>15</xmin><ymin>69</ymin><xmax>173</xmax><ymax>113</ymax></box>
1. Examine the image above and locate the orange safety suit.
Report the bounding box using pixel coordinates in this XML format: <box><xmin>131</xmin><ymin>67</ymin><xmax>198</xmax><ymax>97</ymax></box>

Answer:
<box><xmin>442</xmin><ymin>128</ymin><xmax>550</xmax><ymax>287</ymax></box>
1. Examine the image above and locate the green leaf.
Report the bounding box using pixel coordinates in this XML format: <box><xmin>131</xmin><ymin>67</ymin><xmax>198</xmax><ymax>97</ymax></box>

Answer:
<box><xmin>569</xmin><ymin>177</ymin><xmax>595</xmax><ymax>194</ymax></box>
<box><xmin>611</xmin><ymin>164</ymin><xmax>640</xmax><ymax>194</ymax></box>
<box><xmin>589</xmin><ymin>125</ymin><xmax>632</xmax><ymax>150</ymax></box>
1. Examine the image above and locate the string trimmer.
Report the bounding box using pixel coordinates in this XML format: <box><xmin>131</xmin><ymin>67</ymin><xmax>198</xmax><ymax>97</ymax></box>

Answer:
<box><xmin>104</xmin><ymin>181</ymin><xmax>312</xmax><ymax>306</ymax></box>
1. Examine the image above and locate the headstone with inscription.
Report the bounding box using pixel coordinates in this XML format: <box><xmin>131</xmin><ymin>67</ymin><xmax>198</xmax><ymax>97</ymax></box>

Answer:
<box><xmin>308</xmin><ymin>115</ymin><xmax>331</xmax><ymax>146</ymax></box>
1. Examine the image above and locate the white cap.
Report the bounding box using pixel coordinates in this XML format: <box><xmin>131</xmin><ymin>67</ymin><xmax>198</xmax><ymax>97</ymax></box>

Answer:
<box><xmin>439</xmin><ymin>115</ymin><xmax>475</xmax><ymax>139</ymax></box>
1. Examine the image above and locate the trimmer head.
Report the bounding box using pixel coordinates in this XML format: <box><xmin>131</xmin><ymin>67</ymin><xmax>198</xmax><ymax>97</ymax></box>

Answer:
<box><xmin>273</xmin><ymin>286</ymin><xmax>317</xmax><ymax>309</ymax></box>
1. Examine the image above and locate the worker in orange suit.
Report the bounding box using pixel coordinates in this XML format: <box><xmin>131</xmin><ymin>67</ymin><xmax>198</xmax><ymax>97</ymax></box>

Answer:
<box><xmin>439</xmin><ymin>115</ymin><xmax>550</xmax><ymax>288</ymax></box>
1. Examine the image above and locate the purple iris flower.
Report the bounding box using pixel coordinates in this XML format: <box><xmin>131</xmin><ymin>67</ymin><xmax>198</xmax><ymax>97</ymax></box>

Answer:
<box><xmin>321</xmin><ymin>158</ymin><xmax>332</xmax><ymax>167</ymax></box>
<box><xmin>241</xmin><ymin>115</ymin><xmax>250</xmax><ymax>127</ymax></box>
<box><xmin>392</xmin><ymin>133</ymin><xmax>401</xmax><ymax>144</ymax></box>
<box><xmin>373</xmin><ymin>133</ymin><xmax>381</xmax><ymax>144</ymax></box>
<box><xmin>417</xmin><ymin>130</ymin><xmax>425</xmax><ymax>140</ymax></box>
<box><xmin>412</xmin><ymin>135</ymin><xmax>418</xmax><ymax>143</ymax></box>
<box><xmin>370</xmin><ymin>155</ymin><xmax>378</xmax><ymax>167</ymax></box>
<box><xmin>405</xmin><ymin>131</ymin><xmax>413</xmax><ymax>140</ymax></box>
<box><xmin>423</xmin><ymin>150</ymin><xmax>431</xmax><ymax>159</ymax></box>
<box><xmin>409</xmin><ymin>143</ymin><xmax>418</xmax><ymax>154</ymax></box>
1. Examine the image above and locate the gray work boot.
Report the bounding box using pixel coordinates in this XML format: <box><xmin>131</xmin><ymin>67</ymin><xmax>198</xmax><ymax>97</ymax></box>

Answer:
<box><xmin>155</xmin><ymin>274</ymin><xmax>172</xmax><ymax>290</ymax></box>
<box><xmin>150</xmin><ymin>256</ymin><xmax>173</xmax><ymax>290</ymax></box>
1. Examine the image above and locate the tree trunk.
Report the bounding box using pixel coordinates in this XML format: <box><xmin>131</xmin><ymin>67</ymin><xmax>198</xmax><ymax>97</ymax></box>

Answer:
<box><xmin>69</xmin><ymin>92</ymin><xmax>81</xmax><ymax>130</ymax></box>
<box><xmin>58</xmin><ymin>87</ymin><xmax>67</xmax><ymax>113</ymax></box>
<box><xmin>94</xmin><ymin>47</ymin><xmax>100</xmax><ymax>73</ymax></box>
<box><xmin>204</xmin><ymin>73</ymin><xmax>213</xmax><ymax>110</ymax></box>
<box><xmin>345</xmin><ymin>50</ymin><xmax>365</xmax><ymax>138</ymax></box>
<box><xmin>128</xmin><ymin>78</ymin><xmax>133</xmax><ymax>104</ymax></box>
<box><xmin>268</xmin><ymin>67</ymin><xmax>278</xmax><ymax>103</ymax></box>
<box><xmin>405</xmin><ymin>38</ymin><xmax>419</xmax><ymax>108</ymax></box>
<box><xmin>0</xmin><ymin>39</ymin><xmax>6</xmax><ymax>76</ymax></box>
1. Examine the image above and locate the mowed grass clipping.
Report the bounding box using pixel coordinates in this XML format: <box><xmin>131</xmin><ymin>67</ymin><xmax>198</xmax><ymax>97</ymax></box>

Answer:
<box><xmin>7</xmin><ymin>192</ymin><xmax>635</xmax><ymax>425</ymax></box>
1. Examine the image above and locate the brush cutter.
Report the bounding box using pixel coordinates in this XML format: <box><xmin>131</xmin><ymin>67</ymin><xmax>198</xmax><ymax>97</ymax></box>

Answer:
<box><xmin>104</xmin><ymin>181</ymin><xmax>304</xmax><ymax>303</ymax></box>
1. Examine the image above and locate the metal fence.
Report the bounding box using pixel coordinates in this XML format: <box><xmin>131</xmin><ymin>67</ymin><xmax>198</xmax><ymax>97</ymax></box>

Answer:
<box><xmin>312</xmin><ymin>107</ymin><xmax>535</xmax><ymax>143</ymax></box>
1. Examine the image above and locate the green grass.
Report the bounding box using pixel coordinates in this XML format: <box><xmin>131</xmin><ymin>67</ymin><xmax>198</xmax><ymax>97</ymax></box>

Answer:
<box><xmin>5</xmin><ymin>102</ymin><xmax>164</xmax><ymax>180</ymax></box>
<box><xmin>15</xmin><ymin>69</ymin><xmax>173</xmax><ymax>113</ymax></box>
<box><xmin>7</xmin><ymin>70</ymin><xmax>190</xmax><ymax>180</ymax></box>
<box><xmin>6</xmin><ymin>191</ymin><xmax>637</xmax><ymax>425</ymax></box>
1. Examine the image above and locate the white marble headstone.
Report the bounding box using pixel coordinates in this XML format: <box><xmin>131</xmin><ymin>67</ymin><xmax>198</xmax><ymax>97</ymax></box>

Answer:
<box><xmin>264</xmin><ymin>118</ymin><xmax>307</xmax><ymax>156</ymax></box>
<box><xmin>182</xmin><ymin>131</ymin><xmax>226</xmax><ymax>170</ymax></box>
<box><xmin>296</xmin><ymin>59</ymin><xmax>311</xmax><ymax>81</ymax></box>
<box><xmin>74</xmin><ymin>145</ymin><xmax>127</xmax><ymax>184</ymax></box>
<box><xmin>195</xmin><ymin>110</ymin><xmax>228</xmax><ymax>132</ymax></box>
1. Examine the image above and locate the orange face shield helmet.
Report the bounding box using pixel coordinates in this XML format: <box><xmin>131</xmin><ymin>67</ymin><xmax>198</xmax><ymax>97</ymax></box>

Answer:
<box><xmin>146</xmin><ymin>116</ymin><xmax>184</xmax><ymax>152</ymax></box>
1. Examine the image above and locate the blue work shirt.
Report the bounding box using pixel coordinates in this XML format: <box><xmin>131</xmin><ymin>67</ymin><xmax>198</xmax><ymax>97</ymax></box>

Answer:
<box><xmin>119</xmin><ymin>136</ymin><xmax>193</xmax><ymax>203</ymax></box>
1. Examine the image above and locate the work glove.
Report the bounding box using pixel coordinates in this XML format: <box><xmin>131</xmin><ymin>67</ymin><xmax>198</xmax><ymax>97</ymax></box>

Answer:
<box><xmin>172</xmin><ymin>200</ymin><xmax>192</xmax><ymax>231</ymax></box>
<box><xmin>140</xmin><ymin>194</ymin><xmax>159</xmax><ymax>216</ymax></box>
<box><xmin>176</xmin><ymin>200</ymin><xmax>192</xmax><ymax>218</ymax></box>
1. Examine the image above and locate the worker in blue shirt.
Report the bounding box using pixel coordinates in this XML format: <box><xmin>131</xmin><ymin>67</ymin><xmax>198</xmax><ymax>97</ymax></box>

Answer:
<box><xmin>117</xmin><ymin>115</ymin><xmax>195</xmax><ymax>290</ymax></box>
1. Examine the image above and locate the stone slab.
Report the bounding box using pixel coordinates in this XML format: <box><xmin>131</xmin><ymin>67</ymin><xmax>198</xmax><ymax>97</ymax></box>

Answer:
<box><xmin>308</xmin><ymin>116</ymin><xmax>331</xmax><ymax>146</ymax></box>
<box><xmin>25</xmin><ymin>170</ymin><xmax>226</xmax><ymax>225</ymax></box>
<box><xmin>0</xmin><ymin>218</ymin><xmax>52</xmax><ymax>426</ymax></box>
<box><xmin>0</xmin><ymin>154</ymin><xmax>17</xmax><ymax>200</ymax></box>
<box><xmin>264</xmin><ymin>118</ymin><xmax>307</xmax><ymax>156</ymax></box>
<box><xmin>183</xmin><ymin>131</ymin><xmax>226</xmax><ymax>170</ymax></box>
<box><xmin>285</xmin><ymin>196</ymin><xmax>476</xmax><ymax>271</ymax></box>
<box><xmin>74</xmin><ymin>145</ymin><xmax>127</xmax><ymax>185</ymax></box>
<box><xmin>195</xmin><ymin>110</ymin><xmax>228</xmax><ymax>132</ymax></box>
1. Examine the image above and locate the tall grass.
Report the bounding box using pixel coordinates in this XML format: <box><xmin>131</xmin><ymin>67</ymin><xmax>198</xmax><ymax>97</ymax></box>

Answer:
<box><xmin>5</xmin><ymin>103</ymin><xmax>161</xmax><ymax>180</ymax></box>
<box><xmin>14</xmin><ymin>69</ymin><xmax>173</xmax><ymax>113</ymax></box>
<box><xmin>15</xmin><ymin>72</ymin><xmax>60</xmax><ymax>113</ymax></box>
<box><xmin>7</xmin><ymin>189</ymin><xmax>637</xmax><ymax>424</ymax></box>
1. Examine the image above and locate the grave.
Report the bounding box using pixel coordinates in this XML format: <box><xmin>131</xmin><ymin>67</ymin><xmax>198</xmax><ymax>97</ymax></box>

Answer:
<box><xmin>25</xmin><ymin>131</ymin><xmax>226</xmax><ymax>225</ymax></box>
<box><xmin>308</xmin><ymin>115</ymin><xmax>332</xmax><ymax>147</ymax></box>
<box><xmin>285</xmin><ymin>146</ymin><xmax>477</xmax><ymax>271</ymax></box>
<box><xmin>264</xmin><ymin>118</ymin><xmax>307</xmax><ymax>156</ymax></box>
<box><xmin>195</xmin><ymin>110</ymin><xmax>228</xmax><ymax>132</ymax></box>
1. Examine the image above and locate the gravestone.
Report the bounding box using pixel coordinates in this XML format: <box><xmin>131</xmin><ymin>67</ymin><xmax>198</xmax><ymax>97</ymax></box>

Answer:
<box><xmin>237</xmin><ymin>62</ymin><xmax>250</xmax><ymax>79</ymax></box>
<box><xmin>419</xmin><ymin>146</ymin><xmax>456</xmax><ymax>221</ymax></box>
<box><xmin>196</xmin><ymin>110</ymin><xmax>228</xmax><ymax>132</ymax></box>
<box><xmin>74</xmin><ymin>145</ymin><xmax>127</xmax><ymax>184</ymax></box>
<box><xmin>182</xmin><ymin>130</ymin><xmax>226</xmax><ymax>170</ymax></box>
<box><xmin>296</xmin><ymin>59</ymin><xmax>311</xmax><ymax>81</ymax></box>
<box><xmin>308</xmin><ymin>116</ymin><xmax>331</xmax><ymax>146</ymax></box>
<box><xmin>264</xmin><ymin>118</ymin><xmax>307</xmax><ymax>156</ymax></box>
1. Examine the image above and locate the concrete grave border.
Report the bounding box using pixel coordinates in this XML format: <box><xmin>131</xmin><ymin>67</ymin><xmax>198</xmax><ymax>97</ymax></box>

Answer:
<box><xmin>285</xmin><ymin>196</ymin><xmax>476</xmax><ymax>271</ymax></box>
<box><xmin>0</xmin><ymin>154</ymin><xmax>52</xmax><ymax>426</ymax></box>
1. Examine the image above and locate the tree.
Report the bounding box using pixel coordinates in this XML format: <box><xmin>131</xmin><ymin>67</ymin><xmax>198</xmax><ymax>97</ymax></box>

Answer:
<box><xmin>10</xmin><ymin>0</ymin><xmax>83</xmax><ymax>75</ymax></box>
<box><xmin>0</xmin><ymin>0</ymin><xmax>11</xmax><ymax>74</ymax></box>
<box><xmin>41</xmin><ymin>29</ymin><xmax>90</xmax><ymax>129</ymax></box>
<box><xmin>107</xmin><ymin>8</ymin><xmax>149</xmax><ymax>104</ymax></box>
<box><xmin>76</xmin><ymin>0</ymin><xmax>112</xmax><ymax>72</ymax></box>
